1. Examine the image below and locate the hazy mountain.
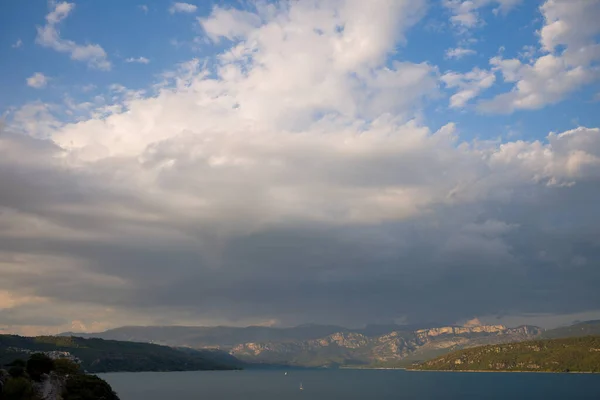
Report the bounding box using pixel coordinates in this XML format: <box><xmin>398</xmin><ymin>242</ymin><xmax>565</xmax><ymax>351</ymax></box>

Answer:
<box><xmin>541</xmin><ymin>320</ymin><xmax>600</xmax><ymax>339</ymax></box>
<box><xmin>61</xmin><ymin>324</ymin><xmax>352</xmax><ymax>348</ymax></box>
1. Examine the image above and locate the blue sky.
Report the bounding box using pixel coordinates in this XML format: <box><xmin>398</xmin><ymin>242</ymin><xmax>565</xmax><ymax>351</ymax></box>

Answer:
<box><xmin>2</xmin><ymin>1</ymin><xmax>598</xmax><ymax>142</ymax></box>
<box><xmin>1</xmin><ymin>0</ymin><xmax>600</xmax><ymax>334</ymax></box>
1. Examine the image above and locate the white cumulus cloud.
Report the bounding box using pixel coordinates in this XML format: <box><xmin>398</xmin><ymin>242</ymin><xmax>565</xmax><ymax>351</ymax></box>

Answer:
<box><xmin>169</xmin><ymin>2</ymin><xmax>197</xmax><ymax>14</ymax></box>
<box><xmin>125</xmin><ymin>57</ymin><xmax>150</xmax><ymax>64</ymax></box>
<box><xmin>26</xmin><ymin>72</ymin><xmax>49</xmax><ymax>89</ymax></box>
<box><xmin>35</xmin><ymin>2</ymin><xmax>111</xmax><ymax>70</ymax></box>
<box><xmin>444</xmin><ymin>0</ymin><xmax>523</xmax><ymax>29</ymax></box>
<box><xmin>445</xmin><ymin>47</ymin><xmax>476</xmax><ymax>59</ymax></box>
<box><xmin>479</xmin><ymin>0</ymin><xmax>600</xmax><ymax>113</ymax></box>
<box><xmin>442</xmin><ymin>67</ymin><xmax>496</xmax><ymax>108</ymax></box>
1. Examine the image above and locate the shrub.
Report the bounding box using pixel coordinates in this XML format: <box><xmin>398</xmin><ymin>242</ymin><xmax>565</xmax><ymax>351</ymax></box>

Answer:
<box><xmin>2</xmin><ymin>377</ymin><xmax>38</xmax><ymax>400</ymax></box>
<box><xmin>63</xmin><ymin>375</ymin><xmax>120</xmax><ymax>400</ymax></box>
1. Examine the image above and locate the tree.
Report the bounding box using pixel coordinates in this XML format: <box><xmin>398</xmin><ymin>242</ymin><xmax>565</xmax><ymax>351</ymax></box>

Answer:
<box><xmin>54</xmin><ymin>359</ymin><xmax>81</xmax><ymax>376</ymax></box>
<box><xmin>26</xmin><ymin>353</ymin><xmax>54</xmax><ymax>381</ymax></box>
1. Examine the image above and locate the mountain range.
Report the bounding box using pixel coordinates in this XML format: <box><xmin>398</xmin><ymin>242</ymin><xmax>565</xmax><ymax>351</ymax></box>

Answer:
<box><xmin>60</xmin><ymin>319</ymin><xmax>600</xmax><ymax>368</ymax></box>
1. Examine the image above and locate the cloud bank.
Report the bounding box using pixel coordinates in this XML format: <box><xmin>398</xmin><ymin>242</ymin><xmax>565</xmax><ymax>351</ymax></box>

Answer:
<box><xmin>2</xmin><ymin>0</ymin><xmax>600</xmax><ymax>334</ymax></box>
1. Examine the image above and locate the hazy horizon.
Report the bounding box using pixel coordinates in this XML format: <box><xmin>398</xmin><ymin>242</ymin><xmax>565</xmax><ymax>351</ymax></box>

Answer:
<box><xmin>51</xmin><ymin>313</ymin><xmax>600</xmax><ymax>334</ymax></box>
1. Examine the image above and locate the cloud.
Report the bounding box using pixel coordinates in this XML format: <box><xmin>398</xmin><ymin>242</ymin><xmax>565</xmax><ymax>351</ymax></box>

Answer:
<box><xmin>12</xmin><ymin>39</ymin><xmax>23</xmax><ymax>49</ymax></box>
<box><xmin>1</xmin><ymin>0</ymin><xmax>600</xmax><ymax>333</ymax></box>
<box><xmin>199</xmin><ymin>7</ymin><xmax>262</xmax><ymax>42</ymax></box>
<box><xmin>36</xmin><ymin>2</ymin><xmax>111</xmax><ymax>70</ymax></box>
<box><xmin>442</xmin><ymin>67</ymin><xmax>496</xmax><ymax>108</ymax></box>
<box><xmin>445</xmin><ymin>47</ymin><xmax>476</xmax><ymax>59</ymax></box>
<box><xmin>125</xmin><ymin>56</ymin><xmax>150</xmax><ymax>64</ymax></box>
<box><xmin>2</xmin><ymin>118</ymin><xmax>600</xmax><ymax>330</ymax></box>
<box><xmin>444</xmin><ymin>0</ymin><xmax>523</xmax><ymax>29</ymax></box>
<box><xmin>479</xmin><ymin>0</ymin><xmax>600</xmax><ymax>113</ymax></box>
<box><xmin>26</xmin><ymin>72</ymin><xmax>49</xmax><ymax>89</ymax></box>
<box><xmin>139</xmin><ymin>4</ymin><xmax>148</xmax><ymax>13</ymax></box>
<box><xmin>6</xmin><ymin>102</ymin><xmax>62</xmax><ymax>138</ymax></box>
<box><xmin>169</xmin><ymin>2</ymin><xmax>197</xmax><ymax>14</ymax></box>
<box><xmin>80</xmin><ymin>84</ymin><xmax>97</xmax><ymax>93</ymax></box>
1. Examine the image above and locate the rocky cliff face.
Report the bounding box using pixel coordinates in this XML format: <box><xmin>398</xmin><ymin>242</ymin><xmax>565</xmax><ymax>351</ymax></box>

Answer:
<box><xmin>230</xmin><ymin>324</ymin><xmax>542</xmax><ymax>367</ymax></box>
<box><xmin>415</xmin><ymin>324</ymin><xmax>506</xmax><ymax>338</ymax></box>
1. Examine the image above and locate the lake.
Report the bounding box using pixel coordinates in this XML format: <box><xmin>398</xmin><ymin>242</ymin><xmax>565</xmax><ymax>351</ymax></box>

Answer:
<box><xmin>101</xmin><ymin>369</ymin><xmax>600</xmax><ymax>399</ymax></box>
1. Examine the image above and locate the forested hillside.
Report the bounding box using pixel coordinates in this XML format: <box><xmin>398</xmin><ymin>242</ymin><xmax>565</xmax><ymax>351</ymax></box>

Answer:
<box><xmin>0</xmin><ymin>335</ymin><xmax>241</xmax><ymax>373</ymax></box>
<box><xmin>410</xmin><ymin>336</ymin><xmax>600</xmax><ymax>373</ymax></box>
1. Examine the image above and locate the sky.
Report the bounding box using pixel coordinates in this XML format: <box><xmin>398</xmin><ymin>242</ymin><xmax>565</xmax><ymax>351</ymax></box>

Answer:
<box><xmin>0</xmin><ymin>0</ymin><xmax>600</xmax><ymax>335</ymax></box>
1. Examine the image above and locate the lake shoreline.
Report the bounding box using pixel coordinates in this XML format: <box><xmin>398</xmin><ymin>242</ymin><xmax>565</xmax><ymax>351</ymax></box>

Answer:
<box><xmin>339</xmin><ymin>366</ymin><xmax>599</xmax><ymax>374</ymax></box>
<box><xmin>405</xmin><ymin>369</ymin><xmax>599</xmax><ymax>374</ymax></box>
<box><xmin>339</xmin><ymin>367</ymin><xmax>407</xmax><ymax>370</ymax></box>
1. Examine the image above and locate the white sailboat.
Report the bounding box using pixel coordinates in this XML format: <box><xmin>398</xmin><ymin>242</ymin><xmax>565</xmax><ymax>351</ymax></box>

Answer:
<box><xmin>299</xmin><ymin>382</ymin><xmax>303</xmax><ymax>390</ymax></box>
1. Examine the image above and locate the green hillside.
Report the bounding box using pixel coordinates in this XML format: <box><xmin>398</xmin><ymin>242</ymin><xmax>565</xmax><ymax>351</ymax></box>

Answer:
<box><xmin>0</xmin><ymin>334</ymin><xmax>241</xmax><ymax>373</ymax></box>
<box><xmin>410</xmin><ymin>336</ymin><xmax>600</xmax><ymax>373</ymax></box>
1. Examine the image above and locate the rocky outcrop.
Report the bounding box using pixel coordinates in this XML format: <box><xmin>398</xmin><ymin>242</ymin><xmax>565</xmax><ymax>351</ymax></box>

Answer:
<box><xmin>0</xmin><ymin>369</ymin><xmax>8</xmax><ymax>394</ymax></box>
<box><xmin>415</xmin><ymin>325</ymin><xmax>506</xmax><ymax>339</ymax></box>
<box><xmin>230</xmin><ymin>324</ymin><xmax>543</xmax><ymax>367</ymax></box>
<box><xmin>33</xmin><ymin>372</ymin><xmax>66</xmax><ymax>400</ymax></box>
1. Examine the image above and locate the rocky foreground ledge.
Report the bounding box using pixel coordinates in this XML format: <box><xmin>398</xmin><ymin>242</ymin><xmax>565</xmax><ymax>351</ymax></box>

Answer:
<box><xmin>0</xmin><ymin>353</ymin><xmax>119</xmax><ymax>400</ymax></box>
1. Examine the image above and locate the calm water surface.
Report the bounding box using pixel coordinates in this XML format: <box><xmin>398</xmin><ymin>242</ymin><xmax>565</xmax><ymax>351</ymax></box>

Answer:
<box><xmin>101</xmin><ymin>369</ymin><xmax>600</xmax><ymax>399</ymax></box>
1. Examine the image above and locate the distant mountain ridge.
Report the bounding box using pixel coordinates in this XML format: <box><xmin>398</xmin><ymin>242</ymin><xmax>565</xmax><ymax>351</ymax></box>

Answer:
<box><xmin>61</xmin><ymin>322</ymin><xmax>549</xmax><ymax>368</ymax></box>
<box><xmin>61</xmin><ymin>324</ymin><xmax>355</xmax><ymax>348</ymax></box>
<box><xmin>59</xmin><ymin>322</ymin><xmax>445</xmax><ymax>347</ymax></box>
<box><xmin>229</xmin><ymin>324</ymin><xmax>542</xmax><ymax>367</ymax></box>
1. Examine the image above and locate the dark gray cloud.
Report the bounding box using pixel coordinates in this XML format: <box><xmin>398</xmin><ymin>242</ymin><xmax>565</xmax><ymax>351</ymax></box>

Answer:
<box><xmin>2</xmin><ymin>0</ymin><xmax>600</xmax><ymax>334</ymax></box>
<box><xmin>2</xmin><ymin>126</ymin><xmax>600</xmax><ymax>330</ymax></box>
